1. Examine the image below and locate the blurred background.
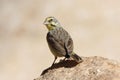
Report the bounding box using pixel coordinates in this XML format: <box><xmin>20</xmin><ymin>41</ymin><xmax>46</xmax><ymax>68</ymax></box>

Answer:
<box><xmin>0</xmin><ymin>0</ymin><xmax>120</xmax><ymax>80</ymax></box>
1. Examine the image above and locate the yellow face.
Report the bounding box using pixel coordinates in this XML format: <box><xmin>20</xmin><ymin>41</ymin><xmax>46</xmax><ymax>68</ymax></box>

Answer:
<box><xmin>44</xmin><ymin>17</ymin><xmax>59</xmax><ymax>30</ymax></box>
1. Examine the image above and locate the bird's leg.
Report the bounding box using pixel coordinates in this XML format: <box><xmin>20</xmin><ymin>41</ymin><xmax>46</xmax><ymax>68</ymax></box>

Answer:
<box><xmin>51</xmin><ymin>56</ymin><xmax>57</xmax><ymax>67</ymax></box>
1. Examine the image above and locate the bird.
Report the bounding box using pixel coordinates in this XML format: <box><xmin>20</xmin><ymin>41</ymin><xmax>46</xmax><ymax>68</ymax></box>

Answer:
<box><xmin>43</xmin><ymin>16</ymin><xmax>82</xmax><ymax>66</ymax></box>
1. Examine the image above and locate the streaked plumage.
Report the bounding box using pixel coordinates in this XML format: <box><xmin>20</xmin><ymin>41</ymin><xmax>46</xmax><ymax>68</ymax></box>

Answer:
<box><xmin>44</xmin><ymin>16</ymin><xmax>82</xmax><ymax>66</ymax></box>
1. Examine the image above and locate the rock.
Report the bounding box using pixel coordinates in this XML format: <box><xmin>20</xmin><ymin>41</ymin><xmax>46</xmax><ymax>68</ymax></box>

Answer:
<box><xmin>34</xmin><ymin>56</ymin><xmax>120</xmax><ymax>80</ymax></box>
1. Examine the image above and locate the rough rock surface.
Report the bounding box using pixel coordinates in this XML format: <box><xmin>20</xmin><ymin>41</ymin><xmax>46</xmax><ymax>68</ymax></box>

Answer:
<box><xmin>34</xmin><ymin>56</ymin><xmax>120</xmax><ymax>80</ymax></box>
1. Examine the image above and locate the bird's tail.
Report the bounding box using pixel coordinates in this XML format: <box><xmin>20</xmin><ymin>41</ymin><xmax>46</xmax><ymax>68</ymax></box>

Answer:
<box><xmin>64</xmin><ymin>43</ymin><xmax>82</xmax><ymax>63</ymax></box>
<box><xmin>71</xmin><ymin>52</ymin><xmax>83</xmax><ymax>63</ymax></box>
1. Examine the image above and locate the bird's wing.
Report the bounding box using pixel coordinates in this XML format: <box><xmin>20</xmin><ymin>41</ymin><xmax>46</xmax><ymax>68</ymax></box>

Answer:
<box><xmin>47</xmin><ymin>32</ymin><xmax>66</xmax><ymax>55</ymax></box>
<box><xmin>47</xmin><ymin>27</ymin><xmax>74</xmax><ymax>56</ymax></box>
<box><xmin>58</xmin><ymin>27</ymin><xmax>74</xmax><ymax>54</ymax></box>
<box><xmin>65</xmin><ymin>36</ymin><xmax>73</xmax><ymax>54</ymax></box>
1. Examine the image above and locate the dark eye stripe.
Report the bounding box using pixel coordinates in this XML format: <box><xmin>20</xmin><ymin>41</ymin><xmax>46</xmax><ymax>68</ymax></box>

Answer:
<box><xmin>48</xmin><ymin>19</ymin><xmax>53</xmax><ymax>22</ymax></box>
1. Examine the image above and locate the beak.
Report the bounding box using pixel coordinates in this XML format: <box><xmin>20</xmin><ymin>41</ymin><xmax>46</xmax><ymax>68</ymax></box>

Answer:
<box><xmin>43</xmin><ymin>21</ymin><xmax>49</xmax><ymax>25</ymax></box>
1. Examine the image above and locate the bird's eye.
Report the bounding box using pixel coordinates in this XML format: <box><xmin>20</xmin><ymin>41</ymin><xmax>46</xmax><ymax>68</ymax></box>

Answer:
<box><xmin>48</xmin><ymin>19</ymin><xmax>53</xmax><ymax>22</ymax></box>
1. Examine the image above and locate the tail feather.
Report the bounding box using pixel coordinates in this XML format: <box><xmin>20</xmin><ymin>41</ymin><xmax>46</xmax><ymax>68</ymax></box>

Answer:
<box><xmin>64</xmin><ymin>43</ymin><xmax>82</xmax><ymax>63</ymax></box>
<box><xmin>71</xmin><ymin>53</ymin><xmax>83</xmax><ymax>63</ymax></box>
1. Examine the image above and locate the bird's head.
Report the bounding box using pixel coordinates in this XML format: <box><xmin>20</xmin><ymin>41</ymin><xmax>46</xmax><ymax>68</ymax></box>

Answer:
<box><xmin>44</xmin><ymin>16</ymin><xmax>61</xmax><ymax>30</ymax></box>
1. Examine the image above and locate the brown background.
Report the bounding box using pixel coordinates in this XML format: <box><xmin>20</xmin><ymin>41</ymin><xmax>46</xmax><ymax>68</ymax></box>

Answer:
<box><xmin>0</xmin><ymin>0</ymin><xmax>120</xmax><ymax>80</ymax></box>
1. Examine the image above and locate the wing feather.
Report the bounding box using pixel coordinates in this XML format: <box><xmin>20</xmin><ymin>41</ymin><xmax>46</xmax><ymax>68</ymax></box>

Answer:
<box><xmin>46</xmin><ymin>27</ymin><xmax>74</xmax><ymax>56</ymax></box>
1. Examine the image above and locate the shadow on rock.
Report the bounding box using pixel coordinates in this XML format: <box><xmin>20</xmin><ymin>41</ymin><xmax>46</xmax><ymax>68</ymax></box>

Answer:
<box><xmin>41</xmin><ymin>60</ymin><xmax>81</xmax><ymax>75</ymax></box>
